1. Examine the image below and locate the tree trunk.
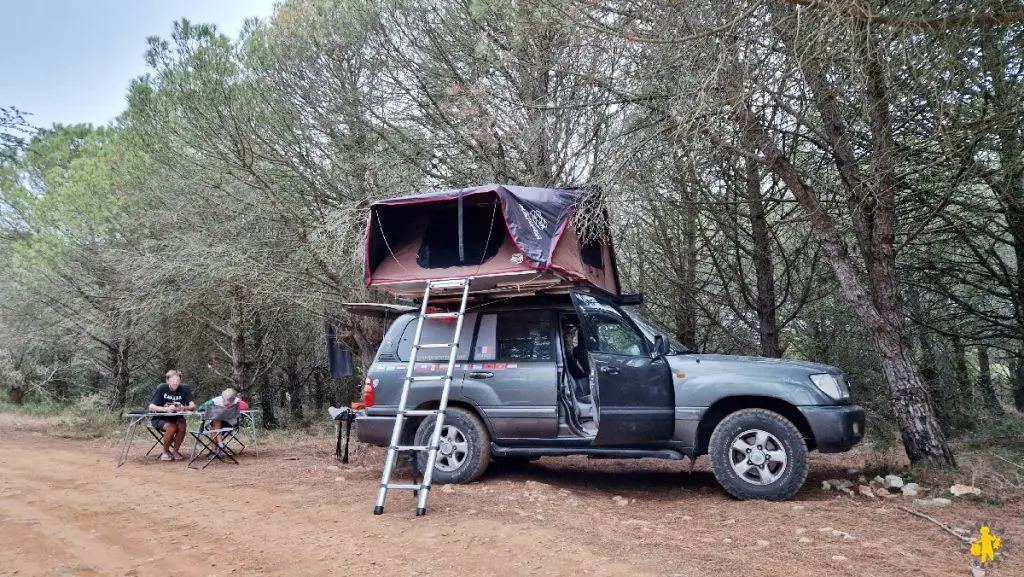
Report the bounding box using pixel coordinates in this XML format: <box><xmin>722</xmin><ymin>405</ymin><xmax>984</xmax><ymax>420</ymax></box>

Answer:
<box><xmin>109</xmin><ymin>339</ymin><xmax>131</xmax><ymax>410</ymax></box>
<box><xmin>736</xmin><ymin>11</ymin><xmax>956</xmax><ymax>467</ymax></box>
<box><xmin>950</xmin><ymin>336</ymin><xmax>975</xmax><ymax>431</ymax></box>
<box><xmin>977</xmin><ymin>347</ymin><xmax>1004</xmax><ymax>417</ymax></box>
<box><xmin>257</xmin><ymin>370</ymin><xmax>277</xmax><ymax>429</ymax></box>
<box><xmin>520</xmin><ymin>10</ymin><xmax>553</xmax><ymax>185</ymax></box>
<box><xmin>681</xmin><ymin>182</ymin><xmax>699</xmax><ymax>349</ymax></box>
<box><xmin>312</xmin><ymin>372</ymin><xmax>327</xmax><ymax>412</ymax></box>
<box><xmin>745</xmin><ymin>158</ymin><xmax>781</xmax><ymax>357</ymax></box>
<box><xmin>669</xmin><ymin>164</ymin><xmax>698</xmax><ymax>349</ymax></box>
<box><xmin>740</xmin><ymin>104</ymin><xmax>956</xmax><ymax>467</ymax></box>
<box><xmin>7</xmin><ymin>385</ymin><xmax>27</xmax><ymax>404</ymax></box>
<box><xmin>288</xmin><ymin>385</ymin><xmax>304</xmax><ymax>420</ymax></box>
<box><xmin>283</xmin><ymin>356</ymin><xmax>304</xmax><ymax>421</ymax></box>
<box><xmin>1012</xmin><ymin>349</ymin><xmax>1024</xmax><ymax>412</ymax></box>
<box><xmin>229</xmin><ymin>285</ymin><xmax>249</xmax><ymax>391</ymax></box>
<box><xmin>875</xmin><ymin>332</ymin><xmax>957</xmax><ymax>466</ymax></box>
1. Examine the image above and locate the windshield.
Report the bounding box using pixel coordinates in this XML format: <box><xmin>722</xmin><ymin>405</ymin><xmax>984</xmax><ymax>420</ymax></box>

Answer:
<box><xmin>623</xmin><ymin>308</ymin><xmax>691</xmax><ymax>354</ymax></box>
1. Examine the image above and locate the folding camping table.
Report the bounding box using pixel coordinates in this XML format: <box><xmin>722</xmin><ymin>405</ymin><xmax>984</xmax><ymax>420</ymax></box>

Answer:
<box><xmin>117</xmin><ymin>409</ymin><xmax>261</xmax><ymax>467</ymax></box>
<box><xmin>117</xmin><ymin>411</ymin><xmax>195</xmax><ymax>467</ymax></box>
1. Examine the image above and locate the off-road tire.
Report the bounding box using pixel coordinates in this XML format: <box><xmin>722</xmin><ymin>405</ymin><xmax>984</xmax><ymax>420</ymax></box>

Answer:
<box><xmin>414</xmin><ymin>407</ymin><xmax>491</xmax><ymax>484</ymax></box>
<box><xmin>708</xmin><ymin>408</ymin><xmax>808</xmax><ymax>501</ymax></box>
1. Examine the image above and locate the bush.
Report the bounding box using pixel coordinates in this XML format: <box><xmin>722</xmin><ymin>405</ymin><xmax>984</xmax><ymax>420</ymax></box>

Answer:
<box><xmin>52</xmin><ymin>393</ymin><xmax>121</xmax><ymax>439</ymax></box>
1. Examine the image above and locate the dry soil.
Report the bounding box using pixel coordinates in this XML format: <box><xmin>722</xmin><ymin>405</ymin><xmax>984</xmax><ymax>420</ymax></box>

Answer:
<box><xmin>0</xmin><ymin>415</ymin><xmax>1020</xmax><ymax>577</ymax></box>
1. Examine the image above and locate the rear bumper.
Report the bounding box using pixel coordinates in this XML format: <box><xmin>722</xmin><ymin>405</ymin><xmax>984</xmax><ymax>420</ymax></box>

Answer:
<box><xmin>356</xmin><ymin>413</ymin><xmax>396</xmax><ymax>446</ymax></box>
<box><xmin>799</xmin><ymin>404</ymin><xmax>865</xmax><ymax>453</ymax></box>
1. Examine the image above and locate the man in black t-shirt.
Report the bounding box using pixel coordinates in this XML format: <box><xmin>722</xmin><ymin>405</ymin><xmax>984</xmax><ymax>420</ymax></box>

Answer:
<box><xmin>148</xmin><ymin>369</ymin><xmax>195</xmax><ymax>461</ymax></box>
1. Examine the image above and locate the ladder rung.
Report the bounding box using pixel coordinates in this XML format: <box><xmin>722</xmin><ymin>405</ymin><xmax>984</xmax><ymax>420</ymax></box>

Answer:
<box><xmin>393</xmin><ymin>445</ymin><xmax>434</xmax><ymax>451</ymax></box>
<box><xmin>384</xmin><ymin>483</ymin><xmax>425</xmax><ymax>491</ymax></box>
<box><xmin>429</xmin><ymin>279</ymin><xmax>470</xmax><ymax>289</ymax></box>
<box><xmin>401</xmin><ymin>409</ymin><xmax>443</xmax><ymax>417</ymax></box>
<box><xmin>423</xmin><ymin>312</ymin><xmax>460</xmax><ymax>319</ymax></box>
<box><xmin>416</xmin><ymin>343</ymin><xmax>455</xmax><ymax>349</ymax></box>
<box><xmin>408</xmin><ymin>375</ymin><xmax>451</xmax><ymax>382</ymax></box>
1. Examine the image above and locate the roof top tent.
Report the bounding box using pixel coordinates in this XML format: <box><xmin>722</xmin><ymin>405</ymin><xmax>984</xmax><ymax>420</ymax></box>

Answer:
<box><xmin>364</xmin><ymin>184</ymin><xmax>621</xmax><ymax>303</ymax></box>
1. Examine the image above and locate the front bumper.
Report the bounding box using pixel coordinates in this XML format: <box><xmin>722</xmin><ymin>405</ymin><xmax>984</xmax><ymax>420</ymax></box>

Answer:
<box><xmin>799</xmin><ymin>404</ymin><xmax>865</xmax><ymax>453</ymax></box>
<box><xmin>355</xmin><ymin>412</ymin><xmax>397</xmax><ymax>446</ymax></box>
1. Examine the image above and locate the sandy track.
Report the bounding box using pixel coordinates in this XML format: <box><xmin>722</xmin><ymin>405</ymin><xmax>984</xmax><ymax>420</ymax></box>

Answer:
<box><xmin>0</xmin><ymin>429</ymin><xmax>1019</xmax><ymax>577</ymax></box>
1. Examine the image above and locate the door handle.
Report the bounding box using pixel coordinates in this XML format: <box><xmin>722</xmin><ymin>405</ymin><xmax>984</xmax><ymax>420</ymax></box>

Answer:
<box><xmin>599</xmin><ymin>366</ymin><xmax>620</xmax><ymax>376</ymax></box>
<box><xmin>468</xmin><ymin>371</ymin><xmax>494</xmax><ymax>379</ymax></box>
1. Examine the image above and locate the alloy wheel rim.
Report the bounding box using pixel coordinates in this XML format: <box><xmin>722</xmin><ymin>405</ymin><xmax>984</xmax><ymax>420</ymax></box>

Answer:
<box><xmin>729</xmin><ymin>428</ymin><xmax>788</xmax><ymax>485</ymax></box>
<box><xmin>433</xmin><ymin>425</ymin><xmax>469</xmax><ymax>472</ymax></box>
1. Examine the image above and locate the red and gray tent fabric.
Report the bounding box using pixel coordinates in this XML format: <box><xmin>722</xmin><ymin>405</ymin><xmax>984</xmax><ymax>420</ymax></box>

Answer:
<box><xmin>364</xmin><ymin>184</ymin><xmax>620</xmax><ymax>298</ymax></box>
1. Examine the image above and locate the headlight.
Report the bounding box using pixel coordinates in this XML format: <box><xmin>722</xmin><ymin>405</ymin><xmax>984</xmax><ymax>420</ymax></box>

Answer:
<box><xmin>810</xmin><ymin>373</ymin><xmax>850</xmax><ymax>401</ymax></box>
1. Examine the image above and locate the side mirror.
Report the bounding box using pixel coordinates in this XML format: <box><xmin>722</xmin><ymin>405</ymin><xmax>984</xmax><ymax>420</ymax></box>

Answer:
<box><xmin>653</xmin><ymin>335</ymin><xmax>669</xmax><ymax>358</ymax></box>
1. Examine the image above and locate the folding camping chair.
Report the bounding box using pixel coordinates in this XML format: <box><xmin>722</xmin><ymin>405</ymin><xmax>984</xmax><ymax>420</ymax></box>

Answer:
<box><xmin>187</xmin><ymin>404</ymin><xmax>241</xmax><ymax>470</ymax></box>
<box><xmin>142</xmin><ymin>421</ymin><xmax>166</xmax><ymax>458</ymax></box>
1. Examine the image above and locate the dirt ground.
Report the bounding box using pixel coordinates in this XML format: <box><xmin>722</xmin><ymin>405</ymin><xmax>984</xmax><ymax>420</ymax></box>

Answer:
<box><xmin>0</xmin><ymin>415</ymin><xmax>1020</xmax><ymax>577</ymax></box>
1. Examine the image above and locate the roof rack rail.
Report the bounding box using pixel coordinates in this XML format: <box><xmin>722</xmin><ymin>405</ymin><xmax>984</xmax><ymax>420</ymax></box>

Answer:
<box><xmin>616</xmin><ymin>293</ymin><xmax>644</xmax><ymax>306</ymax></box>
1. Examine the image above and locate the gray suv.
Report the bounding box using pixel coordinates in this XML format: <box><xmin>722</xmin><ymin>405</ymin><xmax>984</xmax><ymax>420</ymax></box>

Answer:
<box><xmin>355</xmin><ymin>291</ymin><xmax>865</xmax><ymax>500</ymax></box>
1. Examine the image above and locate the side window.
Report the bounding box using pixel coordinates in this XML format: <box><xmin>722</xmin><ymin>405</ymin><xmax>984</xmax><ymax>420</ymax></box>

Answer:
<box><xmin>571</xmin><ymin>293</ymin><xmax>649</xmax><ymax>357</ymax></box>
<box><xmin>591</xmin><ymin>316</ymin><xmax>646</xmax><ymax>356</ymax></box>
<box><xmin>396</xmin><ymin>312</ymin><xmax>477</xmax><ymax>362</ymax></box>
<box><xmin>474</xmin><ymin>311</ymin><xmax>554</xmax><ymax>361</ymax></box>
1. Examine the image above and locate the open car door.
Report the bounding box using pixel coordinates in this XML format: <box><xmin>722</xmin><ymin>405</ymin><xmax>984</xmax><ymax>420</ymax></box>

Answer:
<box><xmin>569</xmin><ymin>291</ymin><xmax>675</xmax><ymax>445</ymax></box>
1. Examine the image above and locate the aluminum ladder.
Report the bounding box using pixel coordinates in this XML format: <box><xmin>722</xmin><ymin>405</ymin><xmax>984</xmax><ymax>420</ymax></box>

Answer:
<box><xmin>373</xmin><ymin>278</ymin><xmax>471</xmax><ymax>516</ymax></box>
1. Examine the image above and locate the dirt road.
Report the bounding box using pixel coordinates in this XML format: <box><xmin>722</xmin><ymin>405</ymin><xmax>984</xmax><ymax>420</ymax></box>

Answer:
<box><xmin>0</xmin><ymin>419</ymin><xmax>1019</xmax><ymax>577</ymax></box>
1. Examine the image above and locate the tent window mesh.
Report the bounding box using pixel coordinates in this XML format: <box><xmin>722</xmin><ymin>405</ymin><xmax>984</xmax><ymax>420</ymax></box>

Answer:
<box><xmin>416</xmin><ymin>200</ymin><xmax>505</xmax><ymax>268</ymax></box>
<box><xmin>581</xmin><ymin>235</ymin><xmax>604</xmax><ymax>269</ymax></box>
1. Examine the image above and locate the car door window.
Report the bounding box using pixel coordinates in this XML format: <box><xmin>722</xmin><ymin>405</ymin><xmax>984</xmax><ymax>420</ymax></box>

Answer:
<box><xmin>590</xmin><ymin>314</ymin><xmax>647</xmax><ymax>356</ymax></box>
<box><xmin>571</xmin><ymin>293</ymin><xmax>648</xmax><ymax>357</ymax></box>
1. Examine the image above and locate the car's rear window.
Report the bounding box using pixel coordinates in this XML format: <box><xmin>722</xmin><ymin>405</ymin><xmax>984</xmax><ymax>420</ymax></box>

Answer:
<box><xmin>475</xmin><ymin>310</ymin><xmax>554</xmax><ymax>361</ymax></box>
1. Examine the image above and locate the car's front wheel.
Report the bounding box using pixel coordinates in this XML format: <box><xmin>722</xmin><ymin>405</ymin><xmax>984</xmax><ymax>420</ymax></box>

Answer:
<box><xmin>708</xmin><ymin>408</ymin><xmax>808</xmax><ymax>501</ymax></box>
<box><xmin>414</xmin><ymin>407</ymin><xmax>491</xmax><ymax>484</ymax></box>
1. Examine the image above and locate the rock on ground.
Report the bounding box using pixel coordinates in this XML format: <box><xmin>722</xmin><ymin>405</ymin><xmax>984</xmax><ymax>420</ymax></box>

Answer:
<box><xmin>883</xmin><ymin>475</ymin><xmax>904</xmax><ymax>490</ymax></box>
<box><xmin>822</xmin><ymin>479</ymin><xmax>854</xmax><ymax>491</ymax></box>
<box><xmin>913</xmin><ymin>498</ymin><xmax>952</xmax><ymax>507</ymax></box>
<box><xmin>949</xmin><ymin>484</ymin><xmax>982</xmax><ymax>497</ymax></box>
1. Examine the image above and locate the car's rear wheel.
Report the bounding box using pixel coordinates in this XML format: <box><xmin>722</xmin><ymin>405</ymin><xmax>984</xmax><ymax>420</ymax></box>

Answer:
<box><xmin>708</xmin><ymin>408</ymin><xmax>808</xmax><ymax>501</ymax></box>
<box><xmin>414</xmin><ymin>407</ymin><xmax>491</xmax><ymax>484</ymax></box>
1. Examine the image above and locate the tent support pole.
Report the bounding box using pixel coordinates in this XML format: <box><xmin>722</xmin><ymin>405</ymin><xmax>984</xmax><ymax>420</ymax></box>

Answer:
<box><xmin>458</xmin><ymin>189</ymin><xmax>465</xmax><ymax>263</ymax></box>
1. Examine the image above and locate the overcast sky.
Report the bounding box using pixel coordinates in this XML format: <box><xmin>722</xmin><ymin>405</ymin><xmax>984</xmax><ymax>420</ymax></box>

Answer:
<box><xmin>0</xmin><ymin>0</ymin><xmax>278</xmax><ymax>130</ymax></box>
